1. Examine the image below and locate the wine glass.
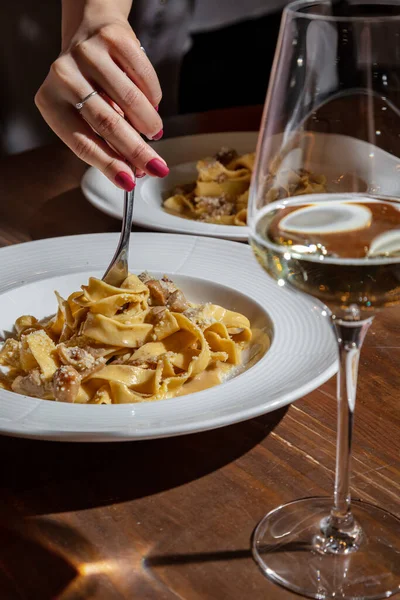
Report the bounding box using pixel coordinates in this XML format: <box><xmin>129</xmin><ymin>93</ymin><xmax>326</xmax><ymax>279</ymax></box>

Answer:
<box><xmin>248</xmin><ymin>1</ymin><xmax>400</xmax><ymax>599</ymax></box>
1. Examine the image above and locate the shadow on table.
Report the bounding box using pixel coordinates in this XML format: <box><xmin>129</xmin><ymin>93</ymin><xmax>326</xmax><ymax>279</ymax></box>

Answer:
<box><xmin>0</xmin><ymin>514</ymin><xmax>123</xmax><ymax>600</ymax></box>
<box><xmin>0</xmin><ymin>408</ymin><xmax>287</xmax><ymax>516</ymax></box>
<box><xmin>146</xmin><ymin>540</ymin><xmax>312</xmax><ymax>568</ymax></box>
<box><xmin>0</xmin><ymin>518</ymin><xmax>77</xmax><ymax>600</ymax></box>
<box><xmin>1</xmin><ymin>514</ymin><xmax>312</xmax><ymax>600</ymax></box>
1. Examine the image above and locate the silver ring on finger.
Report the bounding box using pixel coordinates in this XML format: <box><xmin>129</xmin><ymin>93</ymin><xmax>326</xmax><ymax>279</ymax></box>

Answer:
<box><xmin>75</xmin><ymin>90</ymin><xmax>99</xmax><ymax>111</ymax></box>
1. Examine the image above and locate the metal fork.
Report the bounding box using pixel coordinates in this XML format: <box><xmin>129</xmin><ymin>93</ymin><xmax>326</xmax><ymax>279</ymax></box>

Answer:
<box><xmin>102</xmin><ymin>169</ymin><xmax>136</xmax><ymax>286</ymax></box>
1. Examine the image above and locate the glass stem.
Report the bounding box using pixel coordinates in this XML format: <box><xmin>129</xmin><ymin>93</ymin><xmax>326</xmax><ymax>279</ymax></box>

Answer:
<box><xmin>319</xmin><ymin>316</ymin><xmax>373</xmax><ymax>553</ymax></box>
<box><xmin>332</xmin><ymin>317</ymin><xmax>373</xmax><ymax>517</ymax></box>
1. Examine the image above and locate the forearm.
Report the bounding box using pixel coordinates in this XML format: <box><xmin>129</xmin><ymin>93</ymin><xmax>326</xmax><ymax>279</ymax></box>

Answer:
<box><xmin>61</xmin><ymin>0</ymin><xmax>133</xmax><ymax>50</ymax></box>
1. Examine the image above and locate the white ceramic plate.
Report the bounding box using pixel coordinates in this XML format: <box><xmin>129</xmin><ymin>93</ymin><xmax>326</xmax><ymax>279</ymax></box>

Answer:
<box><xmin>82</xmin><ymin>131</ymin><xmax>258</xmax><ymax>241</ymax></box>
<box><xmin>81</xmin><ymin>131</ymin><xmax>400</xmax><ymax>242</ymax></box>
<box><xmin>0</xmin><ymin>233</ymin><xmax>337</xmax><ymax>441</ymax></box>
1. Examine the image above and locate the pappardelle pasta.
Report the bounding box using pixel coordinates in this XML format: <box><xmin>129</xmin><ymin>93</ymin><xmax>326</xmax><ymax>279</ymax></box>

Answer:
<box><xmin>163</xmin><ymin>148</ymin><xmax>255</xmax><ymax>226</ymax></box>
<box><xmin>0</xmin><ymin>273</ymin><xmax>252</xmax><ymax>404</ymax></box>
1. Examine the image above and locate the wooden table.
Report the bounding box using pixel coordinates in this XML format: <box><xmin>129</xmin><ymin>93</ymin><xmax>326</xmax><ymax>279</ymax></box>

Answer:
<box><xmin>0</xmin><ymin>105</ymin><xmax>399</xmax><ymax>600</ymax></box>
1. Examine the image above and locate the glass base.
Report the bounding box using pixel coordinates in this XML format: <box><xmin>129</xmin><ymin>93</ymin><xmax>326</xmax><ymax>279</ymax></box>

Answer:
<box><xmin>252</xmin><ymin>497</ymin><xmax>400</xmax><ymax>599</ymax></box>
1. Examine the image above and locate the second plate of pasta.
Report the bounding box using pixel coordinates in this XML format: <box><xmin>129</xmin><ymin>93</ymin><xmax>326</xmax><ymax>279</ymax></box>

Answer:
<box><xmin>82</xmin><ymin>132</ymin><xmax>258</xmax><ymax>241</ymax></box>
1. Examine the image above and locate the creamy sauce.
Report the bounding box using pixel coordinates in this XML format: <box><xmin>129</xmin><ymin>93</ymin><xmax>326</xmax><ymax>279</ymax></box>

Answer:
<box><xmin>244</xmin><ymin>328</ymin><xmax>271</xmax><ymax>370</ymax></box>
<box><xmin>174</xmin><ymin>327</ymin><xmax>271</xmax><ymax>397</ymax></box>
<box><xmin>175</xmin><ymin>362</ymin><xmax>232</xmax><ymax>396</ymax></box>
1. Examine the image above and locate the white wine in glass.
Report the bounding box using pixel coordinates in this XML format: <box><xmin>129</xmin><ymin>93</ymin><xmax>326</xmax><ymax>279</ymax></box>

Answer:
<box><xmin>248</xmin><ymin>1</ymin><xmax>400</xmax><ymax>599</ymax></box>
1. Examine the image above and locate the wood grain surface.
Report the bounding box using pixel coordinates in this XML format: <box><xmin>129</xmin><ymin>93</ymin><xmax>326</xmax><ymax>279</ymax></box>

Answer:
<box><xmin>0</xmin><ymin>105</ymin><xmax>399</xmax><ymax>600</ymax></box>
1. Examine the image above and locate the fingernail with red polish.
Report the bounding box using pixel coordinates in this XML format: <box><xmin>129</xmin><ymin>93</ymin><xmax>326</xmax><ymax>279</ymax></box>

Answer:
<box><xmin>115</xmin><ymin>172</ymin><xmax>135</xmax><ymax>191</ymax></box>
<box><xmin>152</xmin><ymin>129</ymin><xmax>163</xmax><ymax>141</ymax></box>
<box><xmin>146</xmin><ymin>158</ymin><xmax>169</xmax><ymax>178</ymax></box>
<box><xmin>136</xmin><ymin>171</ymin><xmax>146</xmax><ymax>178</ymax></box>
<box><xmin>155</xmin><ymin>105</ymin><xmax>159</xmax><ymax>112</ymax></box>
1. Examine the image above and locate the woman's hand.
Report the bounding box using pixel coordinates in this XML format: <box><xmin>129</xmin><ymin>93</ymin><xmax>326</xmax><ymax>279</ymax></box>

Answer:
<box><xmin>35</xmin><ymin>0</ymin><xmax>169</xmax><ymax>191</ymax></box>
